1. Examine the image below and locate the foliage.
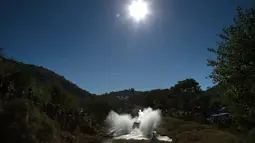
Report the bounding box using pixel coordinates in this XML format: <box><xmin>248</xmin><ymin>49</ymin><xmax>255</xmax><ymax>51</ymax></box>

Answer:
<box><xmin>207</xmin><ymin>7</ymin><xmax>255</xmax><ymax>125</ymax></box>
<box><xmin>0</xmin><ymin>58</ymin><xmax>94</xmax><ymax>106</ymax></box>
<box><xmin>85</xmin><ymin>98</ymin><xmax>112</xmax><ymax>123</ymax></box>
<box><xmin>168</xmin><ymin>78</ymin><xmax>203</xmax><ymax>111</ymax></box>
<box><xmin>0</xmin><ymin>48</ymin><xmax>3</xmax><ymax>58</ymax></box>
<box><xmin>170</xmin><ymin>78</ymin><xmax>202</xmax><ymax>94</ymax></box>
<box><xmin>248</xmin><ymin>128</ymin><xmax>255</xmax><ymax>143</ymax></box>
<box><xmin>0</xmin><ymin>99</ymin><xmax>59</xmax><ymax>143</ymax></box>
<box><xmin>49</xmin><ymin>84</ymin><xmax>78</xmax><ymax>108</ymax></box>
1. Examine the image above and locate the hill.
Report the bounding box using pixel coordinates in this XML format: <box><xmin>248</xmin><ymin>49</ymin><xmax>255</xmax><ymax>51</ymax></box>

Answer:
<box><xmin>0</xmin><ymin>57</ymin><xmax>229</xmax><ymax>117</ymax></box>
<box><xmin>0</xmin><ymin>58</ymin><xmax>94</xmax><ymax>107</ymax></box>
<box><xmin>1</xmin><ymin>57</ymin><xmax>254</xmax><ymax>143</ymax></box>
<box><xmin>0</xmin><ymin>57</ymin><xmax>223</xmax><ymax>109</ymax></box>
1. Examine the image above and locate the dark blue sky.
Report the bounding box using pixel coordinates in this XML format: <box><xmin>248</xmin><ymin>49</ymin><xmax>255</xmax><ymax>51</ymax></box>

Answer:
<box><xmin>0</xmin><ymin>0</ymin><xmax>252</xmax><ymax>94</ymax></box>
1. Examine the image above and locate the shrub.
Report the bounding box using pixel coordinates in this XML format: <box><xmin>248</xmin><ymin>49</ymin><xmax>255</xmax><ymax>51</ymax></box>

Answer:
<box><xmin>248</xmin><ymin>128</ymin><xmax>255</xmax><ymax>143</ymax></box>
<box><xmin>0</xmin><ymin>99</ymin><xmax>60</xmax><ymax>143</ymax></box>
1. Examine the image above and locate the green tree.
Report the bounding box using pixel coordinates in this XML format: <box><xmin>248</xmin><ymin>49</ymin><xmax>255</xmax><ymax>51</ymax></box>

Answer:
<box><xmin>0</xmin><ymin>48</ymin><xmax>3</xmax><ymax>58</ymax></box>
<box><xmin>0</xmin><ymin>99</ymin><xmax>58</xmax><ymax>143</ymax></box>
<box><xmin>63</xmin><ymin>92</ymin><xmax>78</xmax><ymax>108</ymax></box>
<box><xmin>50</xmin><ymin>84</ymin><xmax>64</xmax><ymax>104</ymax></box>
<box><xmin>207</xmin><ymin>7</ymin><xmax>255</xmax><ymax>124</ymax></box>
<box><xmin>248</xmin><ymin>128</ymin><xmax>255</xmax><ymax>143</ymax></box>
<box><xmin>130</xmin><ymin>88</ymin><xmax>135</xmax><ymax>93</ymax></box>
<box><xmin>85</xmin><ymin>99</ymin><xmax>112</xmax><ymax>123</ymax></box>
<box><xmin>170</xmin><ymin>78</ymin><xmax>201</xmax><ymax>94</ymax></box>
<box><xmin>168</xmin><ymin>78</ymin><xmax>202</xmax><ymax>111</ymax></box>
<box><xmin>49</xmin><ymin>84</ymin><xmax>78</xmax><ymax>108</ymax></box>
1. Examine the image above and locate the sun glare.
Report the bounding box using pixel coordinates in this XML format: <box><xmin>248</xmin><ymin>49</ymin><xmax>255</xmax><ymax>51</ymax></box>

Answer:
<box><xmin>128</xmin><ymin>0</ymin><xmax>149</xmax><ymax>22</ymax></box>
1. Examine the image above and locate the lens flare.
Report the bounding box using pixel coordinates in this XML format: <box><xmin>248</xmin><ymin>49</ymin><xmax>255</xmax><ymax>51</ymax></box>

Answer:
<box><xmin>128</xmin><ymin>0</ymin><xmax>149</xmax><ymax>22</ymax></box>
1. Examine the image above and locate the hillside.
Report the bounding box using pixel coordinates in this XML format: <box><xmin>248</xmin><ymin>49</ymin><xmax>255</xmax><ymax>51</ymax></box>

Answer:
<box><xmin>0</xmin><ymin>57</ymin><xmax>222</xmax><ymax>103</ymax></box>
<box><xmin>1</xmin><ymin>57</ymin><xmax>254</xmax><ymax>143</ymax></box>
<box><xmin>0</xmin><ymin>57</ymin><xmax>228</xmax><ymax>115</ymax></box>
<box><xmin>0</xmin><ymin>58</ymin><xmax>94</xmax><ymax>106</ymax></box>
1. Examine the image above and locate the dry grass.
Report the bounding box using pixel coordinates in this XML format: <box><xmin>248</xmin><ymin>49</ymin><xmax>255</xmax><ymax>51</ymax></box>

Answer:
<box><xmin>156</xmin><ymin>117</ymin><xmax>243</xmax><ymax>143</ymax></box>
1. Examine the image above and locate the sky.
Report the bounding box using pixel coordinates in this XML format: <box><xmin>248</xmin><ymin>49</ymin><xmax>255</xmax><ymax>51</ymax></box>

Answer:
<box><xmin>0</xmin><ymin>0</ymin><xmax>252</xmax><ymax>94</ymax></box>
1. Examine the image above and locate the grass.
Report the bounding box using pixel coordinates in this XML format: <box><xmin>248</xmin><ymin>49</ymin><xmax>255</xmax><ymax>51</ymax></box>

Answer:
<box><xmin>156</xmin><ymin>117</ymin><xmax>243</xmax><ymax>143</ymax></box>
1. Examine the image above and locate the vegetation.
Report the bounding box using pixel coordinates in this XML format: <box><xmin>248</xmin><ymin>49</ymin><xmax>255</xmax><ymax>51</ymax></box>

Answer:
<box><xmin>0</xmin><ymin>48</ymin><xmax>3</xmax><ymax>58</ymax></box>
<box><xmin>207</xmin><ymin>6</ymin><xmax>255</xmax><ymax>127</ymax></box>
<box><xmin>0</xmin><ymin>99</ymin><xmax>60</xmax><ymax>143</ymax></box>
<box><xmin>157</xmin><ymin>117</ymin><xmax>241</xmax><ymax>143</ymax></box>
<box><xmin>0</xmin><ymin>6</ymin><xmax>254</xmax><ymax>143</ymax></box>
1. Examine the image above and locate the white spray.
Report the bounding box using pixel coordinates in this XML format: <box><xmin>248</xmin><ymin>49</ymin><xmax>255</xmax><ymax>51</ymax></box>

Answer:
<box><xmin>138</xmin><ymin>108</ymin><xmax>161</xmax><ymax>136</ymax></box>
<box><xmin>105</xmin><ymin>107</ymin><xmax>161</xmax><ymax>137</ymax></box>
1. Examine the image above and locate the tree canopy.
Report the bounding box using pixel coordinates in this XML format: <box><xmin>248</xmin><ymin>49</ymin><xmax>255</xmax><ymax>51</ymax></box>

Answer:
<box><xmin>207</xmin><ymin>7</ymin><xmax>255</xmax><ymax>124</ymax></box>
<box><xmin>0</xmin><ymin>48</ymin><xmax>3</xmax><ymax>58</ymax></box>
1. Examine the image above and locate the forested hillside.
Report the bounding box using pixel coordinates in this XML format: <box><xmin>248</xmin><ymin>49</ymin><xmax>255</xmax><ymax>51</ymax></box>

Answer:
<box><xmin>0</xmin><ymin>57</ymin><xmax>94</xmax><ymax>108</ymax></box>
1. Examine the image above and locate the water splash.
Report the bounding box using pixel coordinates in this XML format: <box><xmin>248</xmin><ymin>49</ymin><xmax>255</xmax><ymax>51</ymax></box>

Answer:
<box><xmin>105</xmin><ymin>107</ymin><xmax>172</xmax><ymax>142</ymax></box>
<box><xmin>138</xmin><ymin>108</ymin><xmax>161</xmax><ymax>136</ymax></box>
<box><xmin>105</xmin><ymin>107</ymin><xmax>161</xmax><ymax>137</ymax></box>
<box><xmin>105</xmin><ymin>110</ymin><xmax>134</xmax><ymax>136</ymax></box>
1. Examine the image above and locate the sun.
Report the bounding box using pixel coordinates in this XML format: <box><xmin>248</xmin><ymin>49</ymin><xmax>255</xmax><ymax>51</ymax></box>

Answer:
<box><xmin>128</xmin><ymin>0</ymin><xmax>149</xmax><ymax>22</ymax></box>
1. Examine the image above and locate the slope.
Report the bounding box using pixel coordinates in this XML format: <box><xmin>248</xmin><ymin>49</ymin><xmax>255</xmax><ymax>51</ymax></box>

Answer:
<box><xmin>0</xmin><ymin>58</ymin><xmax>94</xmax><ymax>106</ymax></box>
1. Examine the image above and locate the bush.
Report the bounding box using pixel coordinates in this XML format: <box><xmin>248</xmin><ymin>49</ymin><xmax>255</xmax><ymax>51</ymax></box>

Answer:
<box><xmin>0</xmin><ymin>99</ymin><xmax>60</xmax><ymax>143</ymax></box>
<box><xmin>248</xmin><ymin>128</ymin><xmax>255</xmax><ymax>143</ymax></box>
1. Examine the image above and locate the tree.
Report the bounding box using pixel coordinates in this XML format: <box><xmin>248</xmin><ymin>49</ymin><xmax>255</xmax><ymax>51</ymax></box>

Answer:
<box><xmin>130</xmin><ymin>88</ymin><xmax>135</xmax><ymax>93</ymax></box>
<box><xmin>49</xmin><ymin>84</ymin><xmax>78</xmax><ymax>108</ymax></box>
<box><xmin>207</xmin><ymin>7</ymin><xmax>255</xmax><ymax>124</ymax></box>
<box><xmin>50</xmin><ymin>84</ymin><xmax>63</xmax><ymax>104</ymax></box>
<box><xmin>0</xmin><ymin>48</ymin><xmax>3</xmax><ymax>58</ymax></box>
<box><xmin>168</xmin><ymin>78</ymin><xmax>202</xmax><ymax>111</ymax></box>
<box><xmin>170</xmin><ymin>78</ymin><xmax>201</xmax><ymax>94</ymax></box>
